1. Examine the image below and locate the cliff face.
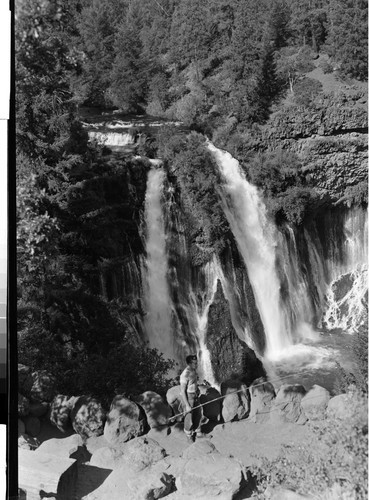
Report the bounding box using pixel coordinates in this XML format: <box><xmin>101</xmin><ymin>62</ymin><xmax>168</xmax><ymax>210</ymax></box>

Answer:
<box><xmin>259</xmin><ymin>91</ymin><xmax>368</xmax><ymax>201</ymax></box>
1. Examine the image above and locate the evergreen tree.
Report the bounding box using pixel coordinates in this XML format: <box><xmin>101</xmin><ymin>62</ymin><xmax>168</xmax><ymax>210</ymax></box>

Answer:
<box><xmin>324</xmin><ymin>0</ymin><xmax>368</xmax><ymax>80</ymax></box>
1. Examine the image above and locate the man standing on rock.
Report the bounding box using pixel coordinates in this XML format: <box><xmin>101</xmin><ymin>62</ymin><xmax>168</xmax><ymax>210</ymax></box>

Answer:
<box><xmin>180</xmin><ymin>354</ymin><xmax>204</xmax><ymax>443</ymax></box>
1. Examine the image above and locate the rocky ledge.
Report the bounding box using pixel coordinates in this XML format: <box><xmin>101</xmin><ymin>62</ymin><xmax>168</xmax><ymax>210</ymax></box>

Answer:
<box><xmin>17</xmin><ymin>362</ymin><xmax>362</xmax><ymax>499</ymax></box>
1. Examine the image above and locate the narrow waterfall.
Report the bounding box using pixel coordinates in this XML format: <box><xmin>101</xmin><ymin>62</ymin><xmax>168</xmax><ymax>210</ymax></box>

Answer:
<box><xmin>143</xmin><ymin>168</ymin><xmax>175</xmax><ymax>360</ymax></box>
<box><xmin>187</xmin><ymin>260</ymin><xmax>219</xmax><ymax>386</ymax></box>
<box><xmin>208</xmin><ymin>142</ymin><xmax>295</xmax><ymax>357</ymax></box>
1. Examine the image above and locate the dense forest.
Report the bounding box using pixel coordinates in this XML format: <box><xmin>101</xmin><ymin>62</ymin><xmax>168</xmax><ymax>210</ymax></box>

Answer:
<box><xmin>16</xmin><ymin>0</ymin><xmax>368</xmax><ymax>405</ymax></box>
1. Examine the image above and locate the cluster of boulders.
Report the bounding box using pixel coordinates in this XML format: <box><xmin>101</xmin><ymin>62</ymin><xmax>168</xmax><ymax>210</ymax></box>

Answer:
<box><xmin>18</xmin><ymin>362</ymin><xmax>353</xmax><ymax>499</ymax></box>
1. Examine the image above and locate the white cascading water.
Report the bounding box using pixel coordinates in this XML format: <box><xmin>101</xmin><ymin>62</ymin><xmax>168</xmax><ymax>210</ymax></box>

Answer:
<box><xmin>277</xmin><ymin>226</ymin><xmax>316</xmax><ymax>339</ymax></box>
<box><xmin>186</xmin><ymin>259</ymin><xmax>219</xmax><ymax>386</ymax></box>
<box><xmin>143</xmin><ymin>168</ymin><xmax>175</xmax><ymax>360</ymax></box>
<box><xmin>88</xmin><ymin>130</ymin><xmax>134</xmax><ymax>147</ymax></box>
<box><xmin>208</xmin><ymin>142</ymin><xmax>293</xmax><ymax>358</ymax></box>
<box><xmin>321</xmin><ymin>208</ymin><xmax>368</xmax><ymax>332</ymax></box>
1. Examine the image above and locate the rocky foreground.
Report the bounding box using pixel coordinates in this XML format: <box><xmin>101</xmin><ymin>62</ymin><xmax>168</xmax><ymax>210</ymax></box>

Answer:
<box><xmin>18</xmin><ymin>364</ymin><xmax>360</xmax><ymax>499</ymax></box>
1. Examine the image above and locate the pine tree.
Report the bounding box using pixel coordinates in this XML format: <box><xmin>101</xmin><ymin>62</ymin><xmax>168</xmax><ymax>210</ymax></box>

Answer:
<box><xmin>324</xmin><ymin>0</ymin><xmax>368</xmax><ymax>80</ymax></box>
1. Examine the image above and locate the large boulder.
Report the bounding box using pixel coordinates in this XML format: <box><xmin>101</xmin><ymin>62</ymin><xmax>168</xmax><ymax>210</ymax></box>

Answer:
<box><xmin>85</xmin><ymin>434</ymin><xmax>110</xmax><ymax>455</ymax></box>
<box><xmin>249</xmin><ymin>378</ymin><xmax>276</xmax><ymax>423</ymax></box>
<box><xmin>49</xmin><ymin>395</ymin><xmax>77</xmax><ymax>432</ymax></box>
<box><xmin>326</xmin><ymin>394</ymin><xmax>350</xmax><ymax>420</ymax></box>
<box><xmin>126</xmin><ymin>469</ymin><xmax>173</xmax><ymax>500</ymax></box>
<box><xmin>29</xmin><ymin>370</ymin><xmax>57</xmax><ymax>403</ymax></box>
<box><xmin>181</xmin><ymin>439</ymin><xmax>218</xmax><ymax>460</ymax></box>
<box><xmin>18</xmin><ymin>393</ymin><xmax>30</xmax><ymax>418</ymax></box>
<box><xmin>18</xmin><ymin>433</ymin><xmax>39</xmax><ymax>450</ymax></box>
<box><xmin>18</xmin><ymin>364</ymin><xmax>33</xmax><ymax>397</ymax></box>
<box><xmin>23</xmin><ymin>415</ymin><xmax>41</xmax><ymax>437</ymax></box>
<box><xmin>176</xmin><ymin>453</ymin><xmax>245</xmax><ymax>499</ymax></box>
<box><xmin>301</xmin><ymin>385</ymin><xmax>330</xmax><ymax>420</ymax></box>
<box><xmin>120</xmin><ymin>436</ymin><xmax>166</xmax><ymax>471</ymax></box>
<box><xmin>86</xmin><ymin>466</ymin><xmax>173</xmax><ymax>500</ymax></box>
<box><xmin>89</xmin><ymin>446</ymin><xmax>121</xmax><ymax>469</ymax></box>
<box><xmin>91</xmin><ymin>435</ymin><xmax>166</xmax><ymax>472</ymax></box>
<box><xmin>70</xmin><ymin>396</ymin><xmax>106</xmax><ymax>440</ymax></box>
<box><xmin>220</xmin><ymin>379</ymin><xmax>250</xmax><ymax>422</ymax></box>
<box><xmin>29</xmin><ymin>402</ymin><xmax>49</xmax><ymax>418</ymax></box>
<box><xmin>270</xmin><ymin>384</ymin><xmax>307</xmax><ymax>425</ymax></box>
<box><xmin>166</xmin><ymin>385</ymin><xmax>183</xmax><ymax>422</ymax></box>
<box><xmin>36</xmin><ymin>434</ymin><xmax>83</xmax><ymax>459</ymax></box>
<box><xmin>135</xmin><ymin>391</ymin><xmax>172</xmax><ymax>432</ymax></box>
<box><xmin>198</xmin><ymin>385</ymin><xmax>222</xmax><ymax>422</ymax></box>
<box><xmin>104</xmin><ymin>395</ymin><xmax>147</xmax><ymax>445</ymax></box>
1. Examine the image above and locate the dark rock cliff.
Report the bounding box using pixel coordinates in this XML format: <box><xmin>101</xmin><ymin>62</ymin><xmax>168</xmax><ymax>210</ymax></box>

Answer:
<box><xmin>251</xmin><ymin>91</ymin><xmax>368</xmax><ymax>202</ymax></box>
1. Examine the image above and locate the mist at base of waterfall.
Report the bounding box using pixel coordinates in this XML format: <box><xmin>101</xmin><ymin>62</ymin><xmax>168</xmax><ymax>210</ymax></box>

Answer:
<box><xmin>264</xmin><ymin>329</ymin><xmax>358</xmax><ymax>393</ymax></box>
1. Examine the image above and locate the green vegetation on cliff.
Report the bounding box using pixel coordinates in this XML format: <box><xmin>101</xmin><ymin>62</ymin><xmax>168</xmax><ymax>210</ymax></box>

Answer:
<box><xmin>16</xmin><ymin>0</ymin><xmax>175</xmax><ymax>404</ymax></box>
<box><xmin>160</xmin><ymin>132</ymin><xmax>231</xmax><ymax>264</ymax></box>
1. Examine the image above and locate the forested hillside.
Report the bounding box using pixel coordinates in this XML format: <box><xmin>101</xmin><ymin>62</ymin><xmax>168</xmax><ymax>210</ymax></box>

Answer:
<box><xmin>16</xmin><ymin>0</ymin><xmax>368</xmax><ymax>404</ymax></box>
<box><xmin>72</xmin><ymin>0</ymin><xmax>367</xmax><ymax>127</ymax></box>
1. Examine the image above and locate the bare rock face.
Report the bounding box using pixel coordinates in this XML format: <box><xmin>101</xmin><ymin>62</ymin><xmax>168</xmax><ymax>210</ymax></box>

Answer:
<box><xmin>24</xmin><ymin>415</ymin><xmax>41</xmax><ymax>437</ymax></box>
<box><xmin>270</xmin><ymin>384</ymin><xmax>308</xmax><ymax>425</ymax></box>
<box><xmin>49</xmin><ymin>395</ymin><xmax>77</xmax><ymax>432</ymax></box>
<box><xmin>135</xmin><ymin>391</ymin><xmax>172</xmax><ymax>432</ymax></box>
<box><xmin>18</xmin><ymin>393</ymin><xmax>30</xmax><ymax>418</ymax></box>
<box><xmin>249</xmin><ymin>378</ymin><xmax>276</xmax><ymax>423</ymax></box>
<box><xmin>70</xmin><ymin>396</ymin><xmax>106</xmax><ymax>440</ymax></box>
<box><xmin>29</xmin><ymin>370</ymin><xmax>57</xmax><ymax>403</ymax></box>
<box><xmin>176</xmin><ymin>453</ymin><xmax>245</xmax><ymax>500</ymax></box>
<box><xmin>198</xmin><ymin>385</ymin><xmax>222</xmax><ymax>422</ymax></box>
<box><xmin>18</xmin><ymin>365</ymin><xmax>33</xmax><ymax>398</ymax></box>
<box><xmin>220</xmin><ymin>379</ymin><xmax>250</xmax><ymax>423</ymax></box>
<box><xmin>301</xmin><ymin>385</ymin><xmax>330</xmax><ymax>420</ymax></box>
<box><xmin>104</xmin><ymin>395</ymin><xmax>147</xmax><ymax>445</ymax></box>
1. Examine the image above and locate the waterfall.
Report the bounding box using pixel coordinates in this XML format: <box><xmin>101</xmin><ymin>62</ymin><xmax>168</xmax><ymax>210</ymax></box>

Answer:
<box><xmin>143</xmin><ymin>168</ymin><xmax>175</xmax><ymax>361</ymax></box>
<box><xmin>88</xmin><ymin>130</ymin><xmax>134</xmax><ymax>147</ymax></box>
<box><xmin>186</xmin><ymin>260</ymin><xmax>219</xmax><ymax>386</ymax></box>
<box><xmin>208</xmin><ymin>142</ymin><xmax>293</xmax><ymax>357</ymax></box>
<box><xmin>320</xmin><ymin>208</ymin><xmax>368</xmax><ymax>332</ymax></box>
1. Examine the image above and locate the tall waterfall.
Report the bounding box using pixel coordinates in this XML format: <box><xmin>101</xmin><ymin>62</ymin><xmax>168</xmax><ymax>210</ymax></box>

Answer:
<box><xmin>208</xmin><ymin>142</ymin><xmax>294</xmax><ymax>357</ymax></box>
<box><xmin>143</xmin><ymin>168</ymin><xmax>175</xmax><ymax>360</ymax></box>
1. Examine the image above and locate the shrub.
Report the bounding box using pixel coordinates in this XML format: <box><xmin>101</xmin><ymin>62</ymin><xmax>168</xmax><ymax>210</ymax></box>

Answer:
<box><xmin>75</xmin><ymin>342</ymin><xmax>177</xmax><ymax>408</ymax></box>
<box><xmin>251</xmin><ymin>390</ymin><xmax>368</xmax><ymax>499</ymax></box>
<box><xmin>293</xmin><ymin>77</ymin><xmax>323</xmax><ymax>107</ymax></box>
<box><xmin>246</xmin><ymin>149</ymin><xmax>319</xmax><ymax>224</ymax></box>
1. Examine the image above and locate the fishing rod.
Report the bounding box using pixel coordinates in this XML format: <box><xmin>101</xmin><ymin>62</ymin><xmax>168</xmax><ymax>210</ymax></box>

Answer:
<box><xmin>167</xmin><ymin>369</ymin><xmax>314</xmax><ymax>422</ymax></box>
